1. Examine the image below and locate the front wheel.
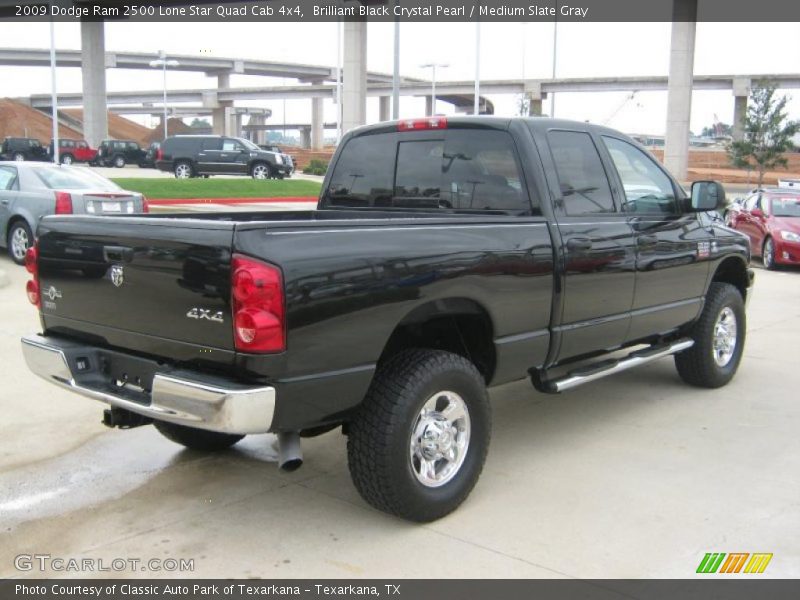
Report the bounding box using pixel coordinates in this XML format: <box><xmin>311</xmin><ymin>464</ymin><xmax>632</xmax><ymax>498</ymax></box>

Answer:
<box><xmin>347</xmin><ymin>349</ymin><xmax>491</xmax><ymax>522</ymax></box>
<box><xmin>763</xmin><ymin>237</ymin><xmax>777</xmax><ymax>270</ymax></box>
<box><xmin>251</xmin><ymin>163</ymin><xmax>269</xmax><ymax>179</ymax></box>
<box><xmin>153</xmin><ymin>420</ymin><xmax>244</xmax><ymax>451</ymax></box>
<box><xmin>60</xmin><ymin>154</ymin><xmax>74</xmax><ymax>165</ymax></box>
<box><xmin>675</xmin><ymin>282</ymin><xmax>746</xmax><ymax>388</ymax></box>
<box><xmin>7</xmin><ymin>221</ymin><xmax>33</xmax><ymax>265</ymax></box>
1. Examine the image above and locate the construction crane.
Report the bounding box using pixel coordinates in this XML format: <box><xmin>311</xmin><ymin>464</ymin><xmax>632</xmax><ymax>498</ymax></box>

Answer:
<box><xmin>603</xmin><ymin>91</ymin><xmax>639</xmax><ymax>125</ymax></box>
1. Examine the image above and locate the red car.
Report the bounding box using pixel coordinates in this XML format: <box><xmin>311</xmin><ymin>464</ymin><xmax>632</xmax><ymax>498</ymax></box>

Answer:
<box><xmin>728</xmin><ymin>189</ymin><xmax>800</xmax><ymax>269</ymax></box>
<box><xmin>48</xmin><ymin>138</ymin><xmax>98</xmax><ymax>165</ymax></box>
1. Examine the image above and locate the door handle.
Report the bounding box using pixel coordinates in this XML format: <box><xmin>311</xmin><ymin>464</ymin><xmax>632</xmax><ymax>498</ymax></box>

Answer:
<box><xmin>638</xmin><ymin>234</ymin><xmax>658</xmax><ymax>245</ymax></box>
<box><xmin>566</xmin><ymin>237</ymin><xmax>592</xmax><ymax>251</ymax></box>
<box><xmin>0</xmin><ymin>199</ymin><xmax>8</xmax><ymax>206</ymax></box>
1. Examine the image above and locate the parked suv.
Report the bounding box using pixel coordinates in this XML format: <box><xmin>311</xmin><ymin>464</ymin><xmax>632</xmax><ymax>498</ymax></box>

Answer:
<box><xmin>48</xmin><ymin>138</ymin><xmax>98</xmax><ymax>165</ymax></box>
<box><xmin>156</xmin><ymin>135</ymin><xmax>292</xmax><ymax>179</ymax></box>
<box><xmin>94</xmin><ymin>139</ymin><xmax>146</xmax><ymax>168</ymax></box>
<box><xmin>1</xmin><ymin>137</ymin><xmax>47</xmax><ymax>162</ymax></box>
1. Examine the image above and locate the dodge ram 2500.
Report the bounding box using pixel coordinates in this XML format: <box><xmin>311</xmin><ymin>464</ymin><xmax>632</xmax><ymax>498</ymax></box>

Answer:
<box><xmin>21</xmin><ymin>117</ymin><xmax>753</xmax><ymax>521</ymax></box>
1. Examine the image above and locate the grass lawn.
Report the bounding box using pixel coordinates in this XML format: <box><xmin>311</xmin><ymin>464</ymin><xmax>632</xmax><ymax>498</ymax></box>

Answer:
<box><xmin>111</xmin><ymin>178</ymin><xmax>322</xmax><ymax>199</ymax></box>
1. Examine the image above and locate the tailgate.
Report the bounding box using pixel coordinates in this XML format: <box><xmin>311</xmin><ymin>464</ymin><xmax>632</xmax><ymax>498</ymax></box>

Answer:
<box><xmin>36</xmin><ymin>216</ymin><xmax>236</xmax><ymax>362</ymax></box>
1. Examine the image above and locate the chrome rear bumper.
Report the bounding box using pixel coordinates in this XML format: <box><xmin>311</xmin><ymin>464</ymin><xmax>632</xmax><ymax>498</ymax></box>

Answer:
<box><xmin>21</xmin><ymin>334</ymin><xmax>275</xmax><ymax>435</ymax></box>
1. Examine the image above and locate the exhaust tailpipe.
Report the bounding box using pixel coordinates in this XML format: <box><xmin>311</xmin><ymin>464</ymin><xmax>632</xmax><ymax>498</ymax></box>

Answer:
<box><xmin>277</xmin><ymin>432</ymin><xmax>303</xmax><ymax>471</ymax></box>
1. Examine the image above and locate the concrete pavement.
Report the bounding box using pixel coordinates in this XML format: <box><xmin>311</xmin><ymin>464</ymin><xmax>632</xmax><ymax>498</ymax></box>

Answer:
<box><xmin>0</xmin><ymin>255</ymin><xmax>798</xmax><ymax>579</ymax></box>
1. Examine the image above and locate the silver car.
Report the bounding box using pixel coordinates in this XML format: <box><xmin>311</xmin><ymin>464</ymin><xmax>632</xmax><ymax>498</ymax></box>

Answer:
<box><xmin>0</xmin><ymin>162</ymin><xmax>147</xmax><ymax>265</ymax></box>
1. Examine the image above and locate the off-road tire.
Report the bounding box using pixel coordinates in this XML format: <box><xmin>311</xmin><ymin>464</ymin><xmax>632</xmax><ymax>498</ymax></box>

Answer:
<box><xmin>153</xmin><ymin>420</ymin><xmax>244</xmax><ymax>451</ymax></box>
<box><xmin>113</xmin><ymin>155</ymin><xmax>126</xmax><ymax>168</ymax></box>
<box><xmin>675</xmin><ymin>282</ymin><xmax>746</xmax><ymax>388</ymax></box>
<box><xmin>347</xmin><ymin>349</ymin><xmax>491</xmax><ymax>522</ymax></box>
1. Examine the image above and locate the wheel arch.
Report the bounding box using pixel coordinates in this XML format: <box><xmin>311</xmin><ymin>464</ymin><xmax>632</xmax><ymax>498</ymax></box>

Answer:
<box><xmin>378</xmin><ymin>298</ymin><xmax>496</xmax><ymax>383</ymax></box>
<box><xmin>710</xmin><ymin>255</ymin><xmax>750</xmax><ymax>301</ymax></box>
<box><xmin>5</xmin><ymin>214</ymin><xmax>35</xmax><ymax>250</ymax></box>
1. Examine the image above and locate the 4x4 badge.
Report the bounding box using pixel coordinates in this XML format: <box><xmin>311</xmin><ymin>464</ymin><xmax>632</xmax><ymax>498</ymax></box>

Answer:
<box><xmin>110</xmin><ymin>265</ymin><xmax>124</xmax><ymax>287</ymax></box>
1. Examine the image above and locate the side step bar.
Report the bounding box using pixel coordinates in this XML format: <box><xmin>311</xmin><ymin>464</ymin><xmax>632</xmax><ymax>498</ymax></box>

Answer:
<box><xmin>532</xmin><ymin>338</ymin><xmax>694</xmax><ymax>394</ymax></box>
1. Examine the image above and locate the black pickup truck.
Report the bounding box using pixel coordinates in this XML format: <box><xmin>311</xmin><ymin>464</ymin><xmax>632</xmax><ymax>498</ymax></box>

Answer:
<box><xmin>21</xmin><ymin>117</ymin><xmax>753</xmax><ymax>521</ymax></box>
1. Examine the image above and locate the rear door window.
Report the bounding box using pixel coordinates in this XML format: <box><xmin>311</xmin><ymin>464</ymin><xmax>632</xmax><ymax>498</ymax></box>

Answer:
<box><xmin>201</xmin><ymin>138</ymin><xmax>222</xmax><ymax>151</ymax></box>
<box><xmin>326</xmin><ymin>133</ymin><xmax>396</xmax><ymax>207</ymax></box>
<box><xmin>326</xmin><ymin>128</ymin><xmax>534</xmax><ymax>213</ymax></box>
<box><xmin>547</xmin><ymin>130</ymin><xmax>615</xmax><ymax>215</ymax></box>
<box><xmin>0</xmin><ymin>166</ymin><xmax>17</xmax><ymax>190</ymax></box>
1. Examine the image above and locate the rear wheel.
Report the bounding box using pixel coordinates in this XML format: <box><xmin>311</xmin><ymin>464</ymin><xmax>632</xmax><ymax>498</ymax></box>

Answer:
<box><xmin>60</xmin><ymin>153</ymin><xmax>74</xmax><ymax>165</ymax></box>
<box><xmin>347</xmin><ymin>349</ymin><xmax>491</xmax><ymax>522</ymax></box>
<box><xmin>174</xmin><ymin>161</ymin><xmax>193</xmax><ymax>179</ymax></box>
<box><xmin>763</xmin><ymin>237</ymin><xmax>777</xmax><ymax>270</ymax></box>
<box><xmin>113</xmin><ymin>155</ymin><xmax>126</xmax><ymax>168</ymax></box>
<box><xmin>153</xmin><ymin>420</ymin><xmax>244</xmax><ymax>451</ymax></box>
<box><xmin>12</xmin><ymin>152</ymin><xmax>25</xmax><ymax>162</ymax></box>
<box><xmin>675</xmin><ymin>282</ymin><xmax>745</xmax><ymax>388</ymax></box>
<box><xmin>7</xmin><ymin>221</ymin><xmax>32</xmax><ymax>265</ymax></box>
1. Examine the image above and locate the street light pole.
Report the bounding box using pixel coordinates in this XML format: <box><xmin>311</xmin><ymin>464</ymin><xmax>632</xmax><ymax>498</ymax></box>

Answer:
<box><xmin>392</xmin><ymin>13</ymin><xmax>400</xmax><ymax>119</ymax></box>
<box><xmin>550</xmin><ymin>20</ymin><xmax>558</xmax><ymax>117</ymax></box>
<box><xmin>474</xmin><ymin>22</ymin><xmax>480</xmax><ymax>115</ymax></box>
<box><xmin>149</xmin><ymin>51</ymin><xmax>179</xmax><ymax>139</ymax></box>
<box><xmin>49</xmin><ymin>15</ymin><xmax>59</xmax><ymax>164</ymax></box>
<box><xmin>420</xmin><ymin>62</ymin><xmax>448</xmax><ymax>116</ymax></box>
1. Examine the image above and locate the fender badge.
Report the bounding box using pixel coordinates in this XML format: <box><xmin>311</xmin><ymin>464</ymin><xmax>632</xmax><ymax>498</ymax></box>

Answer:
<box><xmin>110</xmin><ymin>265</ymin><xmax>124</xmax><ymax>287</ymax></box>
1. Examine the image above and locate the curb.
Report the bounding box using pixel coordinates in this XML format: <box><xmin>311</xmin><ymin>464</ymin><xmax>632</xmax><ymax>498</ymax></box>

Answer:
<box><xmin>0</xmin><ymin>268</ymin><xmax>8</xmax><ymax>289</ymax></box>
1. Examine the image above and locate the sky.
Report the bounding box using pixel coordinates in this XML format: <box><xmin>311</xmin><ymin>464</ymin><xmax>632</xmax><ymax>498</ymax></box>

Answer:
<box><xmin>0</xmin><ymin>20</ymin><xmax>798</xmax><ymax>136</ymax></box>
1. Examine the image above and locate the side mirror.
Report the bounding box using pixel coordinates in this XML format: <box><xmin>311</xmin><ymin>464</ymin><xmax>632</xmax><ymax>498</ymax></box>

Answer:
<box><xmin>690</xmin><ymin>180</ymin><xmax>726</xmax><ymax>212</ymax></box>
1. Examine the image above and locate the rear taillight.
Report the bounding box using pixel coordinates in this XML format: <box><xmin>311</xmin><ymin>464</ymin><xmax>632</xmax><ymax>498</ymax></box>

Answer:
<box><xmin>55</xmin><ymin>191</ymin><xmax>73</xmax><ymax>214</ymax></box>
<box><xmin>231</xmin><ymin>254</ymin><xmax>285</xmax><ymax>353</ymax></box>
<box><xmin>397</xmin><ymin>117</ymin><xmax>448</xmax><ymax>132</ymax></box>
<box><xmin>141</xmin><ymin>196</ymin><xmax>149</xmax><ymax>213</ymax></box>
<box><xmin>156</xmin><ymin>147</ymin><xmax>163</xmax><ymax>161</ymax></box>
<box><xmin>25</xmin><ymin>245</ymin><xmax>39</xmax><ymax>307</ymax></box>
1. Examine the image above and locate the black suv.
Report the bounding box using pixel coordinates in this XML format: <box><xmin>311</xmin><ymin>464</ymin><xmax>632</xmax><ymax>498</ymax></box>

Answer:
<box><xmin>1</xmin><ymin>137</ymin><xmax>47</xmax><ymax>161</ymax></box>
<box><xmin>94</xmin><ymin>139</ymin><xmax>146</xmax><ymax>168</ymax></box>
<box><xmin>156</xmin><ymin>135</ymin><xmax>292</xmax><ymax>179</ymax></box>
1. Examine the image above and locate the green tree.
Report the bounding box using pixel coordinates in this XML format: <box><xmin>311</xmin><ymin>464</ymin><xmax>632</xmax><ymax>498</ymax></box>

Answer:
<box><xmin>189</xmin><ymin>118</ymin><xmax>211</xmax><ymax>129</ymax></box>
<box><xmin>728</xmin><ymin>83</ymin><xmax>799</xmax><ymax>188</ymax></box>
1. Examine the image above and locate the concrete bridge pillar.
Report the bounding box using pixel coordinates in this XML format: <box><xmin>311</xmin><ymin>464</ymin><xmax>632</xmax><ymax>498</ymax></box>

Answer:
<box><xmin>425</xmin><ymin>96</ymin><xmax>433</xmax><ymax>117</ymax></box>
<box><xmin>80</xmin><ymin>21</ymin><xmax>108</xmax><ymax>147</ymax></box>
<box><xmin>663</xmin><ymin>0</ymin><xmax>697</xmax><ymax>180</ymax></box>
<box><xmin>300</xmin><ymin>126</ymin><xmax>312</xmax><ymax>149</ymax></box>
<box><xmin>342</xmin><ymin>21</ymin><xmax>367</xmax><ymax>133</ymax></box>
<box><xmin>379</xmin><ymin>96</ymin><xmax>391</xmax><ymax>122</ymax></box>
<box><xmin>212</xmin><ymin>72</ymin><xmax>234</xmax><ymax>136</ymax></box>
<box><xmin>732</xmin><ymin>77</ymin><xmax>751</xmax><ymax>142</ymax></box>
<box><xmin>311</xmin><ymin>97</ymin><xmax>324</xmax><ymax>150</ymax></box>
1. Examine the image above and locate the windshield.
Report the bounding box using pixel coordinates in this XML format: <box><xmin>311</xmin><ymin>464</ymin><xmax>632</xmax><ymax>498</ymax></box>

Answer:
<box><xmin>33</xmin><ymin>166</ymin><xmax>121</xmax><ymax>191</ymax></box>
<box><xmin>238</xmin><ymin>138</ymin><xmax>260</xmax><ymax>151</ymax></box>
<box><xmin>772</xmin><ymin>197</ymin><xmax>800</xmax><ymax>217</ymax></box>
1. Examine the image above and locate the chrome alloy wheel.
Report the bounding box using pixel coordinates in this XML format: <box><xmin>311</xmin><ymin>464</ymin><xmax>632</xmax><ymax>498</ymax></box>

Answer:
<box><xmin>10</xmin><ymin>226</ymin><xmax>29</xmax><ymax>261</ymax></box>
<box><xmin>251</xmin><ymin>164</ymin><xmax>269</xmax><ymax>179</ymax></box>
<box><xmin>175</xmin><ymin>164</ymin><xmax>192</xmax><ymax>179</ymax></box>
<box><xmin>409</xmin><ymin>391</ymin><xmax>471</xmax><ymax>488</ymax></box>
<box><xmin>712</xmin><ymin>306</ymin><xmax>738</xmax><ymax>367</ymax></box>
<box><xmin>764</xmin><ymin>238</ymin><xmax>774</xmax><ymax>269</ymax></box>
